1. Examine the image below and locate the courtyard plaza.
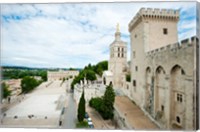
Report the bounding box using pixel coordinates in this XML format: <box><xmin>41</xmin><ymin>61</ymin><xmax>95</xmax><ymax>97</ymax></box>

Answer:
<box><xmin>1</xmin><ymin>80</ymin><xmax>68</xmax><ymax>128</ymax></box>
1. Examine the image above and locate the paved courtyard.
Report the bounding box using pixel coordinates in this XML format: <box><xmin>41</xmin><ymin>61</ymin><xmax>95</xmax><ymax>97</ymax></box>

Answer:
<box><xmin>114</xmin><ymin>96</ymin><xmax>159</xmax><ymax>130</ymax></box>
<box><xmin>1</xmin><ymin>80</ymin><xmax>68</xmax><ymax>128</ymax></box>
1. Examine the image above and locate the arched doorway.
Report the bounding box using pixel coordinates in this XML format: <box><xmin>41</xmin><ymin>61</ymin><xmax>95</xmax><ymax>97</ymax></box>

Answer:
<box><xmin>155</xmin><ymin>66</ymin><xmax>166</xmax><ymax>122</ymax></box>
<box><xmin>145</xmin><ymin>67</ymin><xmax>153</xmax><ymax>114</ymax></box>
<box><xmin>170</xmin><ymin>65</ymin><xmax>186</xmax><ymax>129</ymax></box>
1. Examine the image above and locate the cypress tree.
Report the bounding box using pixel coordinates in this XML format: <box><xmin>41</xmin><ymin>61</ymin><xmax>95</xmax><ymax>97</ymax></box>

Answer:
<box><xmin>77</xmin><ymin>90</ymin><xmax>86</xmax><ymax>122</ymax></box>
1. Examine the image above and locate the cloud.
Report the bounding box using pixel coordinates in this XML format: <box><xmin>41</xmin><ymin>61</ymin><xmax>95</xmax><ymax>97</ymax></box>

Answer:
<box><xmin>1</xmin><ymin>2</ymin><xmax>197</xmax><ymax>68</ymax></box>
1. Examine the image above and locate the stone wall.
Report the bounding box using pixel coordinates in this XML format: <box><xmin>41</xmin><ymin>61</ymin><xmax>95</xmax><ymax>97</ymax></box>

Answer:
<box><xmin>73</xmin><ymin>81</ymin><xmax>106</xmax><ymax>105</ymax></box>
<box><xmin>128</xmin><ymin>7</ymin><xmax>198</xmax><ymax>130</ymax></box>
<box><xmin>47</xmin><ymin>70</ymin><xmax>79</xmax><ymax>81</ymax></box>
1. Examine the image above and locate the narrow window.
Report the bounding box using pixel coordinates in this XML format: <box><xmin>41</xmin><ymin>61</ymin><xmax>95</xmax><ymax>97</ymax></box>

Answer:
<box><xmin>181</xmin><ymin>69</ymin><xmax>185</xmax><ymax>75</ymax></box>
<box><xmin>161</xmin><ymin>105</ymin><xmax>164</xmax><ymax>111</ymax></box>
<box><xmin>121</xmin><ymin>53</ymin><xmax>124</xmax><ymax>58</ymax></box>
<box><xmin>118</xmin><ymin>47</ymin><xmax>120</xmax><ymax>51</ymax></box>
<box><xmin>122</xmin><ymin>48</ymin><xmax>124</xmax><ymax>52</ymax></box>
<box><xmin>163</xmin><ymin>28</ymin><xmax>168</xmax><ymax>35</ymax></box>
<box><xmin>177</xmin><ymin>93</ymin><xmax>183</xmax><ymax>103</ymax></box>
<box><xmin>135</xmin><ymin>66</ymin><xmax>138</xmax><ymax>71</ymax></box>
<box><xmin>176</xmin><ymin>116</ymin><xmax>181</xmax><ymax>123</ymax></box>
<box><xmin>133</xmin><ymin>51</ymin><xmax>135</xmax><ymax>58</ymax></box>
<box><xmin>133</xmin><ymin>80</ymin><xmax>136</xmax><ymax>87</ymax></box>
<box><xmin>118</xmin><ymin>53</ymin><xmax>120</xmax><ymax>57</ymax></box>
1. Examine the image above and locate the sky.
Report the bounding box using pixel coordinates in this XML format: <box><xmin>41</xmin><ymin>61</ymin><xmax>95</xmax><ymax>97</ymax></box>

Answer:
<box><xmin>1</xmin><ymin>2</ymin><xmax>197</xmax><ymax>68</ymax></box>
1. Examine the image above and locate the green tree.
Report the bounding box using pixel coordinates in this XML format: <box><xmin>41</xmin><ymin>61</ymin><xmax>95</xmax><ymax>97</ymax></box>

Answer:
<box><xmin>40</xmin><ymin>71</ymin><xmax>47</xmax><ymax>81</ymax></box>
<box><xmin>89</xmin><ymin>97</ymin><xmax>103</xmax><ymax>111</ymax></box>
<box><xmin>1</xmin><ymin>82</ymin><xmax>11</xmax><ymax>99</ymax></box>
<box><xmin>77</xmin><ymin>90</ymin><xmax>86</xmax><ymax>122</ymax></box>
<box><xmin>101</xmin><ymin>84</ymin><xmax>115</xmax><ymax>119</ymax></box>
<box><xmin>85</xmin><ymin>70</ymin><xmax>96</xmax><ymax>81</ymax></box>
<box><xmin>21</xmin><ymin>76</ymin><xmax>41</xmax><ymax>93</ymax></box>
<box><xmin>94</xmin><ymin>61</ymin><xmax>108</xmax><ymax>76</ymax></box>
<box><xmin>71</xmin><ymin>61</ymin><xmax>108</xmax><ymax>90</ymax></box>
<box><xmin>88</xmin><ymin>84</ymin><xmax>115</xmax><ymax>120</ymax></box>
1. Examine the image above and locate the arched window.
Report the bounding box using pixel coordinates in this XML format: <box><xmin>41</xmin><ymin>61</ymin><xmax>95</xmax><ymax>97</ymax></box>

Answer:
<box><xmin>176</xmin><ymin>116</ymin><xmax>181</xmax><ymax>123</ymax></box>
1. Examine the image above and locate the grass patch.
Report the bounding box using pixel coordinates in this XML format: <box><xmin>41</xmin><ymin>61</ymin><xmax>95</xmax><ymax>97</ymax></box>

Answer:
<box><xmin>76</xmin><ymin>121</ymin><xmax>89</xmax><ymax>128</ymax></box>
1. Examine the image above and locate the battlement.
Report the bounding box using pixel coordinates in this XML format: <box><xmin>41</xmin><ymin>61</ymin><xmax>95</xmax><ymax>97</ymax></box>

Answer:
<box><xmin>129</xmin><ymin>8</ymin><xmax>179</xmax><ymax>32</ymax></box>
<box><xmin>139</xmin><ymin>8</ymin><xmax>179</xmax><ymax>17</ymax></box>
<box><xmin>146</xmin><ymin>36</ymin><xmax>198</xmax><ymax>56</ymax></box>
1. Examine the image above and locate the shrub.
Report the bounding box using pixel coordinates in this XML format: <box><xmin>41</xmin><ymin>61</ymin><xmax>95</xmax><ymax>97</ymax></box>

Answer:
<box><xmin>89</xmin><ymin>97</ymin><xmax>103</xmax><ymax>111</ymax></box>
<box><xmin>89</xmin><ymin>84</ymin><xmax>115</xmax><ymax>120</ymax></box>
<box><xmin>76</xmin><ymin>121</ymin><xmax>88</xmax><ymax>128</ymax></box>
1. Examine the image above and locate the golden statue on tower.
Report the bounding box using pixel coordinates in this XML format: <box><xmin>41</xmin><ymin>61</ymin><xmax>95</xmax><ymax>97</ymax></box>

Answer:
<box><xmin>116</xmin><ymin>23</ymin><xmax>120</xmax><ymax>32</ymax></box>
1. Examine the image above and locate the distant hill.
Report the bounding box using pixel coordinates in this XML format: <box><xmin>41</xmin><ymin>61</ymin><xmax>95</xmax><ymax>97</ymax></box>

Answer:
<box><xmin>1</xmin><ymin>65</ymin><xmax>82</xmax><ymax>71</ymax></box>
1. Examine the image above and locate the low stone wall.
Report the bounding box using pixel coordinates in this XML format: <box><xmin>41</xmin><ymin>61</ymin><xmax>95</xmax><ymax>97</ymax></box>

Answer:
<box><xmin>113</xmin><ymin>106</ymin><xmax>132</xmax><ymax>129</ymax></box>
<box><xmin>1</xmin><ymin>116</ymin><xmax>59</xmax><ymax>128</ymax></box>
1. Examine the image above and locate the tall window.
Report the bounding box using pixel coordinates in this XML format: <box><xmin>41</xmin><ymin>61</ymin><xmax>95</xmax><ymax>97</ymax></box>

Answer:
<box><xmin>133</xmin><ymin>80</ymin><xmax>136</xmax><ymax>87</ymax></box>
<box><xmin>135</xmin><ymin>66</ymin><xmax>138</xmax><ymax>71</ymax></box>
<box><xmin>161</xmin><ymin>105</ymin><xmax>164</xmax><ymax>112</ymax></box>
<box><xmin>177</xmin><ymin>93</ymin><xmax>183</xmax><ymax>103</ymax></box>
<box><xmin>118</xmin><ymin>53</ymin><xmax>120</xmax><ymax>57</ymax></box>
<box><xmin>133</xmin><ymin>51</ymin><xmax>136</xmax><ymax>58</ymax></box>
<box><xmin>163</xmin><ymin>28</ymin><xmax>168</xmax><ymax>35</ymax></box>
<box><xmin>176</xmin><ymin>116</ymin><xmax>181</xmax><ymax>123</ymax></box>
<box><xmin>122</xmin><ymin>48</ymin><xmax>124</xmax><ymax>52</ymax></box>
<box><xmin>121</xmin><ymin>53</ymin><xmax>124</xmax><ymax>58</ymax></box>
<box><xmin>118</xmin><ymin>47</ymin><xmax>120</xmax><ymax>51</ymax></box>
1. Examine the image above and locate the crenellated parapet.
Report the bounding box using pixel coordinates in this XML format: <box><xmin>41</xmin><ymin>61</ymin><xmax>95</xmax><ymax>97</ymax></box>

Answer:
<box><xmin>145</xmin><ymin>36</ymin><xmax>198</xmax><ymax>56</ymax></box>
<box><xmin>129</xmin><ymin>8</ymin><xmax>179</xmax><ymax>32</ymax></box>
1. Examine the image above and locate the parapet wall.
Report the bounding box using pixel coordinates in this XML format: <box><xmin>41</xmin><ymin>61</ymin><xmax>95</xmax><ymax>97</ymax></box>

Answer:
<box><xmin>129</xmin><ymin>8</ymin><xmax>179</xmax><ymax>32</ymax></box>
<box><xmin>146</xmin><ymin>36</ymin><xmax>198</xmax><ymax>56</ymax></box>
<box><xmin>139</xmin><ymin>8</ymin><xmax>179</xmax><ymax>17</ymax></box>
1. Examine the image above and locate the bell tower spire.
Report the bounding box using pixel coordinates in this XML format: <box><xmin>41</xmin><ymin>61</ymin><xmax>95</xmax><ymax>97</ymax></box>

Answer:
<box><xmin>116</xmin><ymin>23</ymin><xmax>120</xmax><ymax>32</ymax></box>
<box><xmin>115</xmin><ymin>23</ymin><xmax>121</xmax><ymax>41</ymax></box>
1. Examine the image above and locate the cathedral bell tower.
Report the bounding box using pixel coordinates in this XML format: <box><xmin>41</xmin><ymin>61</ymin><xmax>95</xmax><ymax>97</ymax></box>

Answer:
<box><xmin>108</xmin><ymin>23</ymin><xmax>127</xmax><ymax>88</ymax></box>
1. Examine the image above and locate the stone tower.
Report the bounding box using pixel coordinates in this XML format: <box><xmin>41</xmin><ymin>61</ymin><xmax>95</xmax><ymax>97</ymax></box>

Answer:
<box><xmin>129</xmin><ymin>8</ymin><xmax>179</xmax><ymax>52</ymax></box>
<box><xmin>108</xmin><ymin>23</ymin><xmax>127</xmax><ymax>88</ymax></box>
<box><xmin>128</xmin><ymin>8</ymin><xmax>180</xmax><ymax>106</ymax></box>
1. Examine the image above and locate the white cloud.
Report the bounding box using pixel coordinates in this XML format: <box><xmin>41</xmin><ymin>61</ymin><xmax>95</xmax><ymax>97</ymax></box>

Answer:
<box><xmin>1</xmin><ymin>2</ymin><xmax>197</xmax><ymax>68</ymax></box>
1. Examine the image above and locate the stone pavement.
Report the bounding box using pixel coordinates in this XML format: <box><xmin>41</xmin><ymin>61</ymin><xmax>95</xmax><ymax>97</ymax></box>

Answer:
<box><xmin>62</xmin><ymin>93</ymin><xmax>76</xmax><ymax>129</ymax></box>
<box><xmin>86</xmin><ymin>106</ymin><xmax>116</xmax><ymax>129</ymax></box>
<box><xmin>114</xmin><ymin>96</ymin><xmax>159</xmax><ymax>130</ymax></box>
<box><xmin>1</xmin><ymin>80</ymin><xmax>67</xmax><ymax>128</ymax></box>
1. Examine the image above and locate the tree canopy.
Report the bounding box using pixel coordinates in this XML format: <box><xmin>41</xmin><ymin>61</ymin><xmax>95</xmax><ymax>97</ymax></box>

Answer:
<box><xmin>89</xmin><ymin>84</ymin><xmax>115</xmax><ymax>120</ymax></box>
<box><xmin>21</xmin><ymin>76</ymin><xmax>42</xmax><ymax>93</ymax></box>
<box><xmin>71</xmin><ymin>61</ymin><xmax>108</xmax><ymax>90</ymax></box>
<box><xmin>2</xmin><ymin>69</ymin><xmax>47</xmax><ymax>81</ymax></box>
<box><xmin>1</xmin><ymin>82</ymin><xmax>11</xmax><ymax>99</ymax></box>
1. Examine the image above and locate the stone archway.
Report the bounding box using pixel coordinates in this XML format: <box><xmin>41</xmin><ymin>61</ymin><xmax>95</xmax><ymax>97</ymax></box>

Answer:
<box><xmin>145</xmin><ymin>67</ymin><xmax>153</xmax><ymax>114</ymax></box>
<box><xmin>170</xmin><ymin>65</ymin><xmax>186</xmax><ymax>129</ymax></box>
<box><xmin>155</xmin><ymin>66</ymin><xmax>166</xmax><ymax>122</ymax></box>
